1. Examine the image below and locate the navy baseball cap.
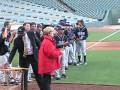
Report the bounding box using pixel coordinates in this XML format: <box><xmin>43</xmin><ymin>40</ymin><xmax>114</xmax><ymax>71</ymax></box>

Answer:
<box><xmin>17</xmin><ymin>26</ymin><xmax>24</xmax><ymax>34</ymax></box>
<box><xmin>56</xmin><ymin>26</ymin><xmax>64</xmax><ymax>30</ymax></box>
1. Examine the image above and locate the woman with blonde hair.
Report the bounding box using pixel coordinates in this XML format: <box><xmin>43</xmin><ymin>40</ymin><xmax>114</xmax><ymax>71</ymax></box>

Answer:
<box><xmin>38</xmin><ymin>26</ymin><xmax>63</xmax><ymax>90</ymax></box>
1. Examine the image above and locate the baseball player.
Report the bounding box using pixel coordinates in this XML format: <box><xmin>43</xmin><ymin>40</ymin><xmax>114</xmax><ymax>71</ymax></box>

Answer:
<box><xmin>74</xmin><ymin>20</ymin><xmax>88</xmax><ymax>65</ymax></box>
<box><xmin>54</xmin><ymin>26</ymin><xmax>68</xmax><ymax>79</ymax></box>
<box><xmin>64</xmin><ymin>24</ymin><xmax>77</xmax><ymax>66</ymax></box>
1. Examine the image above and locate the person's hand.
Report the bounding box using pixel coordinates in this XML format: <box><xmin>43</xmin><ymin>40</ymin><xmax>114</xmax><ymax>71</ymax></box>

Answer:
<box><xmin>9</xmin><ymin>32</ymin><xmax>16</xmax><ymax>43</ymax></box>
<box><xmin>12</xmin><ymin>32</ymin><xmax>17</xmax><ymax>37</ymax></box>
<box><xmin>76</xmin><ymin>38</ymin><xmax>79</xmax><ymax>41</ymax></box>
<box><xmin>63</xmin><ymin>42</ymin><xmax>69</xmax><ymax>46</ymax></box>
<box><xmin>76</xmin><ymin>37</ymin><xmax>83</xmax><ymax>41</ymax></box>
<box><xmin>2</xmin><ymin>28</ymin><xmax>8</xmax><ymax>38</ymax></box>
<box><xmin>80</xmin><ymin>36</ymin><xmax>83</xmax><ymax>40</ymax></box>
<box><xmin>3</xmin><ymin>62</ymin><xmax>10</xmax><ymax>69</ymax></box>
<box><xmin>60</xmin><ymin>48</ymin><xmax>64</xmax><ymax>55</ymax></box>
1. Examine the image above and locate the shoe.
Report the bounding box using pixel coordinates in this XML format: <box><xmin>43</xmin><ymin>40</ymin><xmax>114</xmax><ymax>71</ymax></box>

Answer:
<box><xmin>68</xmin><ymin>63</ymin><xmax>72</xmax><ymax>65</ymax></box>
<box><xmin>2</xmin><ymin>82</ymin><xmax>7</xmax><ymax>86</ymax></box>
<box><xmin>9</xmin><ymin>79</ymin><xmax>19</xmax><ymax>85</ymax></box>
<box><xmin>73</xmin><ymin>62</ymin><xmax>77</xmax><ymax>66</ymax></box>
<box><xmin>76</xmin><ymin>62</ymin><xmax>84</xmax><ymax>66</ymax></box>
<box><xmin>27</xmin><ymin>79</ymin><xmax>33</xmax><ymax>82</ymax></box>
<box><xmin>76</xmin><ymin>61</ymin><xmax>81</xmax><ymax>65</ymax></box>
<box><xmin>55</xmin><ymin>77</ymin><xmax>61</xmax><ymax>80</ymax></box>
<box><xmin>61</xmin><ymin>74</ymin><xmax>67</xmax><ymax>79</ymax></box>
<box><xmin>84</xmin><ymin>62</ymin><xmax>87</xmax><ymax>65</ymax></box>
<box><xmin>9</xmin><ymin>79</ymin><xmax>15</xmax><ymax>84</ymax></box>
<box><xmin>76</xmin><ymin>63</ymin><xmax>80</xmax><ymax>66</ymax></box>
<box><xmin>79</xmin><ymin>62</ymin><xmax>84</xmax><ymax>65</ymax></box>
<box><xmin>11</xmin><ymin>81</ymin><xmax>19</xmax><ymax>85</ymax></box>
<box><xmin>65</xmin><ymin>67</ymin><xmax>68</xmax><ymax>70</ymax></box>
<box><xmin>31</xmin><ymin>73</ymin><xmax>35</xmax><ymax>78</ymax></box>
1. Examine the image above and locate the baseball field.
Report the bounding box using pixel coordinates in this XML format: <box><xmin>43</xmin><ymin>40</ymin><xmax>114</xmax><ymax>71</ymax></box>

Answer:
<box><xmin>7</xmin><ymin>25</ymin><xmax>120</xmax><ymax>90</ymax></box>
<box><xmin>53</xmin><ymin>26</ymin><xmax>120</xmax><ymax>85</ymax></box>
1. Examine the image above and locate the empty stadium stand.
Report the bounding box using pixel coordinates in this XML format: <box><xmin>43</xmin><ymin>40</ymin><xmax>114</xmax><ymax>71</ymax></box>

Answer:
<box><xmin>24</xmin><ymin>0</ymin><xmax>120</xmax><ymax>25</ymax></box>
<box><xmin>0</xmin><ymin>0</ymin><xmax>97</xmax><ymax>26</ymax></box>
<box><xmin>1</xmin><ymin>0</ymin><xmax>120</xmax><ymax>27</ymax></box>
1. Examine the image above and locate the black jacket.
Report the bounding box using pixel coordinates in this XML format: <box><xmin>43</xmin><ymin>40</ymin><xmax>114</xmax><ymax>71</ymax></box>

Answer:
<box><xmin>8</xmin><ymin>35</ymin><xmax>24</xmax><ymax>64</ymax></box>
<box><xmin>27</xmin><ymin>31</ymin><xmax>39</xmax><ymax>61</ymax></box>
<box><xmin>9</xmin><ymin>31</ymin><xmax>40</xmax><ymax>64</ymax></box>
<box><xmin>0</xmin><ymin>33</ymin><xmax>9</xmax><ymax>55</ymax></box>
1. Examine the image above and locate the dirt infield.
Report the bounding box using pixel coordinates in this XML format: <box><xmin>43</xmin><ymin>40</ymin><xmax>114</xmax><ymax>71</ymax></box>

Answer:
<box><xmin>87</xmin><ymin>41</ymin><xmax>120</xmax><ymax>50</ymax></box>
<box><xmin>1</xmin><ymin>83</ymin><xmax>120</xmax><ymax>90</ymax></box>
<box><xmin>52</xmin><ymin>83</ymin><xmax>120</xmax><ymax>90</ymax></box>
<box><xmin>87</xmin><ymin>25</ymin><xmax>120</xmax><ymax>50</ymax></box>
<box><xmin>28</xmin><ymin>83</ymin><xmax>120</xmax><ymax>90</ymax></box>
<box><xmin>88</xmin><ymin>25</ymin><xmax>120</xmax><ymax>32</ymax></box>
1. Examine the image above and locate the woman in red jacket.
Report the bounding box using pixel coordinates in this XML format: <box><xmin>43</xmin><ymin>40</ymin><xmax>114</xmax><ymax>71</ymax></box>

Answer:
<box><xmin>38</xmin><ymin>26</ymin><xmax>63</xmax><ymax>90</ymax></box>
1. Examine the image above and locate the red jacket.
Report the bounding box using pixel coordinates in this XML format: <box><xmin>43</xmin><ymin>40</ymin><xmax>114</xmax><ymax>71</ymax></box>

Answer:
<box><xmin>38</xmin><ymin>35</ymin><xmax>61</xmax><ymax>75</ymax></box>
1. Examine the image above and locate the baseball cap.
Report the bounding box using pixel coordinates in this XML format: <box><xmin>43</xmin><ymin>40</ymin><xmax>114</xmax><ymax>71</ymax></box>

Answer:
<box><xmin>17</xmin><ymin>26</ymin><xmax>24</xmax><ymax>34</ymax></box>
<box><xmin>56</xmin><ymin>26</ymin><xmax>64</xmax><ymax>30</ymax></box>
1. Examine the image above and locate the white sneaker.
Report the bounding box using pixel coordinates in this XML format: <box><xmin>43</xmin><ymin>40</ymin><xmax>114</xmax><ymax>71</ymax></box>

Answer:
<box><xmin>76</xmin><ymin>63</ymin><xmax>80</xmax><ymax>66</ymax></box>
<box><xmin>84</xmin><ymin>62</ymin><xmax>87</xmax><ymax>65</ymax></box>
<box><xmin>79</xmin><ymin>62</ymin><xmax>83</xmax><ymax>65</ymax></box>
<box><xmin>27</xmin><ymin>79</ymin><xmax>33</xmax><ymax>82</ymax></box>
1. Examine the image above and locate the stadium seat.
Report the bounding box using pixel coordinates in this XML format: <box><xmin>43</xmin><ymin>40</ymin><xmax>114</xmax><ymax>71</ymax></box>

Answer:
<box><xmin>0</xmin><ymin>0</ymin><xmax>98</xmax><ymax>25</ymax></box>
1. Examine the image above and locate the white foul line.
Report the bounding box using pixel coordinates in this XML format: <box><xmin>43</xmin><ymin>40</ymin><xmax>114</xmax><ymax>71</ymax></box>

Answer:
<box><xmin>87</xmin><ymin>29</ymin><xmax>120</xmax><ymax>50</ymax></box>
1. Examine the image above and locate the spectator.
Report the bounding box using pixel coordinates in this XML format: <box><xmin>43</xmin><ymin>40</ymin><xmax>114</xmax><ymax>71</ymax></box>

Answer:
<box><xmin>38</xmin><ymin>26</ymin><xmax>63</xmax><ymax>90</ymax></box>
<box><xmin>0</xmin><ymin>21</ymin><xmax>15</xmax><ymax>68</ymax></box>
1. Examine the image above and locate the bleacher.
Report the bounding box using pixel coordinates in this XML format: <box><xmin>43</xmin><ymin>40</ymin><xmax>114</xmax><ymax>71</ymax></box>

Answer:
<box><xmin>59</xmin><ymin>0</ymin><xmax>120</xmax><ymax>20</ymax></box>
<box><xmin>27</xmin><ymin>0</ymin><xmax>120</xmax><ymax>20</ymax></box>
<box><xmin>0</xmin><ymin>0</ymin><xmax>97</xmax><ymax>26</ymax></box>
<box><xmin>23</xmin><ymin>0</ymin><xmax>67</xmax><ymax>12</ymax></box>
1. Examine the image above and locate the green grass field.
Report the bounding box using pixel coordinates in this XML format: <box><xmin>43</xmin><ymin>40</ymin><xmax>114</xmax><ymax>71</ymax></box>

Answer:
<box><xmin>87</xmin><ymin>31</ymin><xmax>120</xmax><ymax>42</ymax></box>
<box><xmin>54</xmin><ymin>50</ymin><xmax>120</xmax><ymax>85</ymax></box>
<box><xmin>11</xmin><ymin>31</ymin><xmax>120</xmax><ymax>85</ymax></box>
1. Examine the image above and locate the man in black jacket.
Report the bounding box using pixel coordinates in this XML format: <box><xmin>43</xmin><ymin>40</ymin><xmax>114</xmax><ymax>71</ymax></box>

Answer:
<box><xmin>30</xmin><ymin>22</ymin><xmax>42</xmax><ymax>48</ymax></box>
<box><xmin>8</xmin><ymin>23</ymin><xmax>41</xmax><ymax>90</ymax></box>
<box><xmin>8</xmin><ymin>26</ymin><xmax>25</xmax><ymax>67</ymax></box>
